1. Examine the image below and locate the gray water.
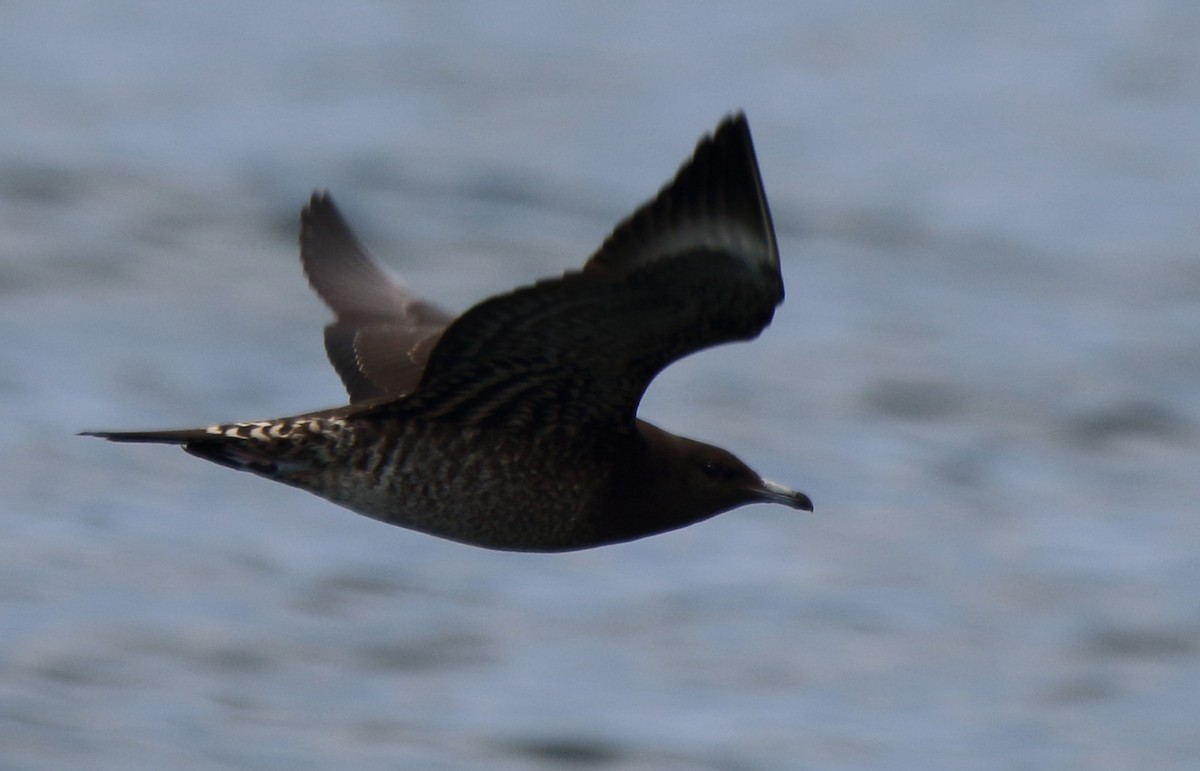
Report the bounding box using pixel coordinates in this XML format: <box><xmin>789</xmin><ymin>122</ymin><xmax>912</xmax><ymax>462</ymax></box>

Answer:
<box><xmin>3</xmin><ymin>2</ymin><xmax>1198</xmax><ymax>769</ymax></box>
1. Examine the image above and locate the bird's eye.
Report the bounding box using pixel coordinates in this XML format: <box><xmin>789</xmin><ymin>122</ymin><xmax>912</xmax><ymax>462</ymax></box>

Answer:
<box><xmin>701</xmin><ymin>461</ymin><xmax>728</xmax><ymax>479</ymax></box>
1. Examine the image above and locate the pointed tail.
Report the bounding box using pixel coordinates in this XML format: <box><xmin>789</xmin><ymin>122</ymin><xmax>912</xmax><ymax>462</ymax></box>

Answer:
<box><xmin>80</xmin><ymin>427</ymin><xmax>252</xmax><ymax>470</ymax></box>
<box><xmin>80</xmin><ymin>424</ymin><xmax>316</xmax><ymax>477</ymax></box>
<box><xmin>79</xmin><ymin>429</ymin><xmax>211</xmax><ymax>445</ymax></box>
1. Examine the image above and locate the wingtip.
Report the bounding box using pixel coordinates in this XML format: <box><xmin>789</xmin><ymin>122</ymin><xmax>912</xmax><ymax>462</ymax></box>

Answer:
<box><xmin>583</xmin><ymin>110</ymin><xmax>778</xmax><ymax>284</ymax></box>
<box><xmin>298</xmin><ymin>189</ymin><xmax>358</xmax><ymax>286</ymax></box>
<box><xmin>301</xmin><ymin>189</ymin><xmax>336</xmax><ymax>226</ymax></box>
<box><xmin>714</xmin><ymin>110</ymin><xmax>750</xmax><ymax>138</ymax></box>
<box><xmin>680</xmin><ymin>110</ymin><xmax>780</xmax><ymax>279</ymax></box>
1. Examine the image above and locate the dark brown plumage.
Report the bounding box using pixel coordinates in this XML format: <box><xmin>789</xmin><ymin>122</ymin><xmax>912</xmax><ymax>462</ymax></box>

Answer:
<box><xmin>83</xmin><ymin>114</ymin><xmax>812</xmax><ymax>551</ymax></box>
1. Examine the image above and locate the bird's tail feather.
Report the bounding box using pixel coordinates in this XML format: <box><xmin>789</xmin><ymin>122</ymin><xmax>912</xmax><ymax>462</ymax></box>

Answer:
<box><xmin>79</xmin><ymin>429</ymin><xmax>211</xmax><ymax>445</ymax></box>
<box><xmin>81</xmin><ymin>425</ymin><xmax>315</xmax><ymax>477</ymax></box>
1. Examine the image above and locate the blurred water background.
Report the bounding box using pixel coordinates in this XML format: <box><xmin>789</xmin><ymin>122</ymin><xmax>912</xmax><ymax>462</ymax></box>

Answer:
<box><xmin>2</xmin><ymin>2</ymin><xmax>1198</xmax><ymax>769</ymax></box>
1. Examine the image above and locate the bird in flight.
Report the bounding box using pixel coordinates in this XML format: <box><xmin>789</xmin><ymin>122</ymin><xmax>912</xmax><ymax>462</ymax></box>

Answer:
<box><xmin>84</xmin><ymin>114</ymin><xmax>812</xmax><ymax>551</ymax></box>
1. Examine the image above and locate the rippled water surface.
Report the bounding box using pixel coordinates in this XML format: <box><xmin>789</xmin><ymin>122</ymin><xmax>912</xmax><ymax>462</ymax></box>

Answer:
<box><xmin>2</xmin><ymin>3</ymin><xmax>1198</xmax><ymax>769</ymax></box>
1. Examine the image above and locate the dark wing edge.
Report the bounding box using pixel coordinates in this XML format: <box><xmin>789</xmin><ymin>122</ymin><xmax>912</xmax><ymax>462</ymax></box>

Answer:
<box><xmin>372</xmin><ymin>113</ymin><xmax>784</xmax><ymax>431</ymax></box>
<box><xmin>300</xmin><ymin>192</ymin><xmax>454</xmax><ymax>402</ymax></box>
<box><xmin>584</xmin><ymin>112</ymin><xmax>781</xmax><ymax>297</ymax></box>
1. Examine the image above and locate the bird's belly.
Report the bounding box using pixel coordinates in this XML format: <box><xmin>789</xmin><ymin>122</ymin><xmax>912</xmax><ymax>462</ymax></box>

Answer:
<box><xmin>297</xmin><ymin>421</ymin><xmax>607</xmax><ymax>551</ymax></box>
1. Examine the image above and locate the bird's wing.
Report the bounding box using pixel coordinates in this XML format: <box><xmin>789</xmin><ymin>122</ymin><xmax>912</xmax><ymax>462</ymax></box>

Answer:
<box><xmin>300</xmin><ymin>192</ymin><xmax>454</xmax><ymax>402</ymax></box>
<box><xmin>372</xmin><ymin>113</ymin><xmax>783</xmax><ymax>433</ymax></box>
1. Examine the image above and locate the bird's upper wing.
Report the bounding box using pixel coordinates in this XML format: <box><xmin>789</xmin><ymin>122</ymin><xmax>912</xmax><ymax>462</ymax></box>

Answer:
<box><xmin>300</xmin><ymin>192</ymin><xmax>455</xmax><ymax>402</ymax></box>
<box><xmin>372</xmin><ymin>113</ymin><xmax>784</xmax><ymax>433</ymax></box>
